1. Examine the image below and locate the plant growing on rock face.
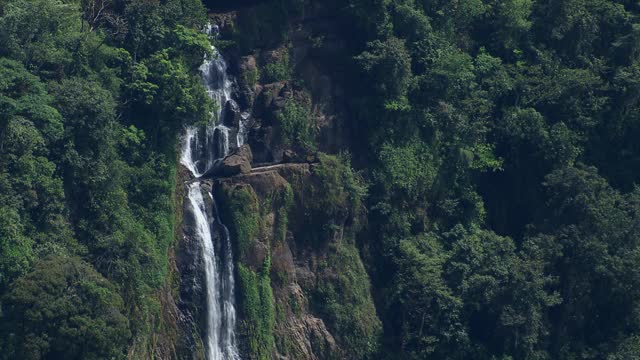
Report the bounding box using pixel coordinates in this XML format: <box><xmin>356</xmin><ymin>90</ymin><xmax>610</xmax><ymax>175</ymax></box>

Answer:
<box><xmin>242</xmin><ymin>66</ymin><xmax>259</xmax><ymax>89</ymax></box>
<box><xmin>262</xmin><ymin>47</ymin><xmax>291</xmax><ymax>83</ymax></box>
<box><xmin>276</xmin><ymin>98</ymin><xmax>317</xmax><ymax>152</ymax></box>
<box><xmin>313</xmin><ymin>241</ymin><xmax>382</xmax><ymax>360</ymax></box>
<box><xmin>310</xmin><ymin>153</ymin><xmax>367</xmax><ymax>226</ymax></box>
<box><xmin>236</xmin><ymin>259</ymin><xmax>275</xmax><ymax>360</ymax></box>
<box><xmin>220</xmin><ymin>184</ymin><xmax>260</xmax><ymax>260</ymax></box>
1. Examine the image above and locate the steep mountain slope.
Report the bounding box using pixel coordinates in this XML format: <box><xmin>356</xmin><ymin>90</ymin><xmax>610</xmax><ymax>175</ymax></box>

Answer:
<box><xmin>2</xmin><ymin>0</ymin><xmax>640</xmax><ymax>359</ymax></box>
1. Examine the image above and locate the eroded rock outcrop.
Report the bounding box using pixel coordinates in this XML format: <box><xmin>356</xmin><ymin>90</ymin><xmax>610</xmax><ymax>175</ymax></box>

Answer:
<box><xmin>203</xmin><ymin>144</ymin><xmax>253</xmax><ymax>178</ymax></box>
<box><xmin>214</xmin><ymin>160</ymin><xmax>381</xmax><ymax>360</ymax></box>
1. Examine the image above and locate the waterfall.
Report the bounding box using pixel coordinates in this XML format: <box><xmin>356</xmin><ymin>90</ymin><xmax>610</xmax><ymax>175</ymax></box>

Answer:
<box><xmin>180</xmin><ymin>23</ymin><xmax>241</xmax><ymax>360</ymax></box>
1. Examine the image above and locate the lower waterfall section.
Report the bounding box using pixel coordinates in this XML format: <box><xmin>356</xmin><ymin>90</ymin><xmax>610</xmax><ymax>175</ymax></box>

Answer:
<box><xmin>186</xmin><ymin>184</ymin><xmax>223</xmax><ymax>360</ymax></box>
<box><xmin>185</xmin><ymin>183</ymin><xmax>240</xmax><ymax>360</ymax></box>
<box><xmin>180</xmin><ymin>24</ymin><xmax>242</xmax><ymax>360</ymax></box>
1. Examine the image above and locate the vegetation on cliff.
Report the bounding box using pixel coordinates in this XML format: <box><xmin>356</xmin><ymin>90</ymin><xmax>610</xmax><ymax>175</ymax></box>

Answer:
<box><xmin>219</xmin><ymin>183</ymin><xmax>277</xmax><ymax>359</ymax></box>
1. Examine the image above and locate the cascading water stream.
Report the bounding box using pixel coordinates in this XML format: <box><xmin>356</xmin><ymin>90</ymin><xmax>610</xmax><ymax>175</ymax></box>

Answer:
<box><xmin>180</xmin><ymin>24</ymin><xmax>242</xmax><ymax>360</ymax></box>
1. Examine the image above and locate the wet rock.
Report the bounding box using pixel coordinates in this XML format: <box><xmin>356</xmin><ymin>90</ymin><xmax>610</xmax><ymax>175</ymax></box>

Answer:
<box><xmin>176</xmin><ymin>183</ymin><xmax>209</xmax><ymax>358</ymax></box>
<box><xmin>223</xmin><ymin>99</ymin><xmax>241</xmax><ymax>128</ymax></box>
<box><xmin>212</xmin><ymin>126</ymin><xmax>236</xmax><ymax>159</ymax></box>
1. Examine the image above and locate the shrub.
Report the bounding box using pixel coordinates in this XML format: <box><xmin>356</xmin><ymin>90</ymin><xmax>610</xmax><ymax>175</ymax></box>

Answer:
<box><xmin>310</xmin><ymin>153</ymin><xmax>367</xmax><ymax>225</ymax></box>
<box><xmin>262</xmin><ymin>49</ymin><xmax>291</xmax><ymax>83</ymax></box>
<box><xmin>276</xmin><ymin>98</ymin><xmax>317</xmax><ymax>152</ymax></box>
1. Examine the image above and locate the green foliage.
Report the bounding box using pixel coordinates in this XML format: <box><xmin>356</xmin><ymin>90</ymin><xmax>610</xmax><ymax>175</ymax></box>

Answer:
<box><xmin>314</xmin><ymin>241</ymin><xmax>382</xmax><ymax>359</ymax></box>
<box><xmin>3</xmin><ymin>0</ymin><xmax>640</xmax><ymax>359</ymax></box>
<box><xmin>0</xmin><ymin>207</ymin><xmax>33</xmax><ymax>291</ymax></box>
<box><xmin>1</xmin><ymin>256</ymin><xmax>131</xmax><ymax>360</ymax></box>
<box><xmin>608</xmin><ymin>336</ymin><xmax>640</xmax><ymax>360</ymax></box>
<box><xmin>519</xmin><ymin>165</ymin><xmax>640</xmax><ymax>358</ymax></box>
<box><xmin>0</xmin><ymin>58</ymin><xmax>75</xmax><ymax>291</ymax></box>
<box><xmin>237</xmin><ymin>259</ymin><xmax>275</xmax><ymax>360</ymax></box>
<box><xmin>242</xmin><ymin>66</ymin><xmax>259</xmax><ymax>89</ymax></box>
<box><xmin>142</xmin><ymin>49</ymin><xmax>213</xmax><ymax>129</ymax></box>
<box><xmin>233</xmin><ymin>0</ymin><xmax>301</xmax><ymax>53</ymax></box>
<box><xmin>275</xmin><ymin>184</ymin><xmax>294</xmax><ymax>244</ymax></box>
<box><xmin>276</xmin><ymin>97</ymin><xmax>316</xmax><ymax>152</ymax></box>
<box><xmin>0</xmin><ymin>0</ymin><xmax>78</xmax><ymax>77</ymax></box>
<box><xmin>0</xmin><ymin>0</ymin><xmax>208</xmax><ymax>356</ymax></box>
<box><xmin>375</xmin><ymin>141</ymin><xmax>438</xmax><ymax>201</ymax></box>
<box><xmin>172</xmin><ymin>25</ymin><xmax>213</xmax><ymax>69</ymax></box>
<box><xmin>262</xmin><ymin>49</ymin><xmax>291</xmax><ymax>83</ymax></box>
<box><xmin>221</xmin><ymin>185</ymin><xmax>260</xmax><ymax>259</ymax></box>
<box><xmin>336</xmin><ymin>0</ymin><xmax>640</xmax><ymax>358</ymax></box>
<box><xmin>309</xmin><ymin>153</ymin><xmax>367</xmax><ymax>228</ymax></box>
<box><xmin>355</xmin><ymin>37</ymin><xmax>412</xmax><ymax>100</ymax></box>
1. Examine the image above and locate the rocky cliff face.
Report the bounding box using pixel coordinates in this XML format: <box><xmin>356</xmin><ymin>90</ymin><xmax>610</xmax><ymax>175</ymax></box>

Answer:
<box><xmin>215</xmin><ymin>161</ymin><xmax>380</xmax><ymax>360</ymax></box>
<box><xmin>168</xmin><ymin>2</ymin><xmax>380</xmax><ymax>359</ymax></box>
<box><xmin>211</xmin><ymin>0</ymin><xmax>352</xmax><ymax>163</ymax></box>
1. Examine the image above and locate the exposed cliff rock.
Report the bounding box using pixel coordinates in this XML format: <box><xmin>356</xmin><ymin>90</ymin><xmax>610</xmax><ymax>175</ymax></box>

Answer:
<box><xmin>203</xmin><ymin>144</ymin><xmax>253</xmax><ymax>178</ymax></box>
<box><xmin>214</xmin><ymin>159</ymin><xmax>381</xmax><ymax>360</ymax></box>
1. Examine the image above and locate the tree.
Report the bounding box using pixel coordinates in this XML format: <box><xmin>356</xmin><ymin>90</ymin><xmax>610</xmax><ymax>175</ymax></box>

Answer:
<box><xmin>355</xmin><ymin>37</ymin><xmax>412</xmax><ymax>100</ymax></box>
<box><xmin>1</xmin><ymin>256</ymin><xmax>131</xmax><ymax>360</ymax></box>
<box><xmin>526</xmin><ymin>165</ymin><xmax>640</xmax><ymax>358</ymax></box>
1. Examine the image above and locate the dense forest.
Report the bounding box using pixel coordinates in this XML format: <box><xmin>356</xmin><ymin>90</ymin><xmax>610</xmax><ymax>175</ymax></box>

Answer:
<box><xmin>1</xmin><ymin>0</ymin><xmax>640</xmax><ymax>359</ymax></box>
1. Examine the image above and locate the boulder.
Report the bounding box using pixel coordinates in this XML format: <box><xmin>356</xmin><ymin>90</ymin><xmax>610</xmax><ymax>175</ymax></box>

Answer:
<box><xmin>221</xmin><ymin>144</ymin><xmax>252</xmax><ymax>176</ymax></box>
<box><xmin>204</xmin><ymin>144</ymin><xmax>253</xmax><ymax>178</ymax></box>
<box><xmin>235</xmin><ymin>143</ymin><xmax>253</xmax><ymax>163</ymax></box>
